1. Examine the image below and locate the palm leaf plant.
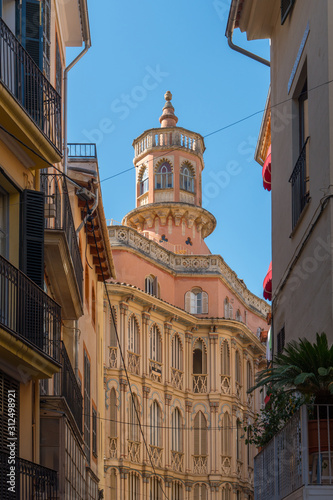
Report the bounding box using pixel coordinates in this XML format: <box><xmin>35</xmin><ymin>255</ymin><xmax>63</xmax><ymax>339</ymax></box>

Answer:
<box><xmin>249</xmin><ymin>332</ymin><xmax>333</xmax><ymax>404</ymax></box>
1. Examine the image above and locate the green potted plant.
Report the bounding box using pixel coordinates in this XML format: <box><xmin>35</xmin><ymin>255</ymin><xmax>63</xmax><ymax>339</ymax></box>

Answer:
<box><xmin>249</xmin><ymin>332</ymin><xmax>333</xmax><ymax>453</ymax></box>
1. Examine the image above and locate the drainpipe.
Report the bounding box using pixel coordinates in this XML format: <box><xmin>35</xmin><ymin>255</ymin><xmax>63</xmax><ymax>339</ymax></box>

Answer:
<box><xmin>225</xmin><ymin>0</ymin><xmax>270</xmax><ymax>67</ymax></box>
<box><xmin>63</xmin><ymin>0</ymin><xmax>91</xmax><ymax>174</ymax></box>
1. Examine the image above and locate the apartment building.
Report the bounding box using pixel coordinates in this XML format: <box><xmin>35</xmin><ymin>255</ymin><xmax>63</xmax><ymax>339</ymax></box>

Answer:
<box><xmin>103</xmin><ymin>92</ymin><xmax>270</xmax><ymax>500</ymax></box>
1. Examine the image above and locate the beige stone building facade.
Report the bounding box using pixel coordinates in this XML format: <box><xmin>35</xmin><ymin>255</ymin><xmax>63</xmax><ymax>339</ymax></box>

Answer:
<box><xmin>103</xmin><ymin>95</ymin><xmax>270</xmax><ymax>499</ymax></box>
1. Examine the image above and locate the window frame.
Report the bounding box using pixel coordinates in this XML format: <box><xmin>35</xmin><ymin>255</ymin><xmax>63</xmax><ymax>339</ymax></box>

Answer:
<box><xmin>155</xmin><ymin>162</ymin><xmax>173</xmax><ymax>190</ymax></box>
<box><xmin>180</xmin><ymin>164</ymin><xmax>195</xmax><ymax>193</ymax></box>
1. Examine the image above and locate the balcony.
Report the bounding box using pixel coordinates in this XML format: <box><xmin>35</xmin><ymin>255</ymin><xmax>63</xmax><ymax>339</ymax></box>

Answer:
<box><xmin>171</xmin><ymin>450</ymin><xmax>184</xmax><ymax>472</ymax></box>
<box><xmin>0</xmin><ymin>451</ymin><xmax>58</xmax><ymax>499</ymax></box>
<box><xmin>41</xmin><ymin>174</ymin><xmax>83</xmax><ymax>320</ymax></box>
<box><xmin>0</xmin><ymin>18</ymin><xmax>61</xmax><ymax>163</ymax></box>
<box><xmin>133</xmin><ymin>127</ymin><xmax>204</xmax><ymax>160</ymax></box>
<box><xmin>149</xmin><ymin>445</ymin><xmax>163</xmax><ymax>468</ymax></box>
<box><xmin>289</xmin><ymin>137</ymin><xmax>310</xmax><ymax>229</ymax></box>
<box><xmin>171</xmin><ymin>367</ymin><xmax>184</xmax><ymax>390</ymax></box>
<box><xmin>68</xmin><ymin>143</ymin><xmax>97</xmax><ymax>159</ymax></box>
<box><xmin>0</xmin><ymin>254</ymin><xmax>60</xmax><ymax>378</ymax></box>
<box><xmin>193</xmin><ymin>455</ymin><xmax>208</xmax><ymax>475</ymax></box>
<box><xmin>254</xmin><ymin>404</ymin><xmax>333</xmax><ymax>500</ymax></box>
<box><xmin>128</xmin><ymin>440</ymin><xmax>141</xmax><ymax>463</ymax></box>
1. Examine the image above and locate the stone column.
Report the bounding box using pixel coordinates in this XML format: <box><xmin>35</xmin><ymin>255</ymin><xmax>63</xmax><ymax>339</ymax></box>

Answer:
<box><xmin>142</xmin><ymin>312</ymin><xmax>150</xmax><ymax>377</ymax></box>
<box><xmin>120</xmin><ymin>378</ymin><xmax>128</xmax><ymax>460</ymax></box>
<box><xmin>119</xmin><ymin>302</ymin><xmax>129</xmax><ymax>369</ymax></box>
<box><xmin>142</xmin><ymin>385</ymin><xmax>151</xmax><ymax>465</ymax></box>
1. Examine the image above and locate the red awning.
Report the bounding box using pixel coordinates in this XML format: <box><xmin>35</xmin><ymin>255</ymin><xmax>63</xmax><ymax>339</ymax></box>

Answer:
<box><xmin>263</xmin><ymin>261</ymin><xmax>272</xmax><ymax>301</ymax></box>
<box><xmin>262</xmin><ymin>145</ymin><xmax>271</xmax><ymax>191</ymax></box>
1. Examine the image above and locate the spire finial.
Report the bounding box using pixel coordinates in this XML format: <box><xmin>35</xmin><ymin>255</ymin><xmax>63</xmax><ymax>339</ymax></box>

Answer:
<box><xmin>159</xmin><ymin>91</ymin><xmax>178</xmax><ymax>128</ymax></box>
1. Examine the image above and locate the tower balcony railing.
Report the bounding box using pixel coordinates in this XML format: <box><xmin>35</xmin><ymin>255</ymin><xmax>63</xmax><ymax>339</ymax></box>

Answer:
<box><xmin>0</xmin><ymin>254</ymin><xmax>60</xmax><ymax>363</ymax></box>
<box><xmin>171</xmin><ymin>367</ymin><xmax>184</xmax><ymax>390</ymax></box>
<box><xmin>149</xmin><ymin>445</ymin><xmax>163</xmax><ymax>468</ymax></box>
<box><xmin>127</xmin><ymin>351</ymin><xmax>140</xmax><ymax>375</ymax></box>
<box><xmin>41</xmin><ymin>174</ymin><xmax>83</xmax><ymax>302</ymax></box>
<box><xmin>134</xmin><ymin>128</ymin><xmax>203</xmax><ymax>159</ymax></box>
<box><xmin>149</xmin><ymin>359</ymin><xmax>162</xmax><ymax>382</ymax></box>
<box><xmin>68</xmin><ymin>143</ymin><xmax>97</xmax><ymax>159</ymax></box>
<box><xmin>0</xmin><ymin>18</ymin><xmax>61</xmax><ymax>153</ymax></box>
<box><xmin>192</xmin><ymin>374</ymin><xmax>208</xmax><ymax>394</ymax></box>
<box><xmin>193</xmin><ymin>455</ymin><xmax>208</xmax><ymax>475</ymax></box>
<box><xmin>171</xmin><ymin>450</ymin><xmax>184</xmax><ymax>472</ymax></box>
<box><xmin>0</xmin><ymin>451</ymin><xmax>58</xmax><ymax>499</ymax></box>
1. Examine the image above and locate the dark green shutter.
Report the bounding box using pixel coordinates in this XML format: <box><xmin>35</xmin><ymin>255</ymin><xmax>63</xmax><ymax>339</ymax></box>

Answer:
<box><xmin>20</xmin><ymin>189</ymin><xmax>44</xmax><ymax>288</ymax></box>
<box><xmin>19</xmin><ymin>0</ymin><xmax>43</xmax><ymax>68</ymax></box>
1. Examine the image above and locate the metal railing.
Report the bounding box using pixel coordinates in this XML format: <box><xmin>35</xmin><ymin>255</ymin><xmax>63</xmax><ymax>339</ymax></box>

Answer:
<box><xmin>0</xmin><ymin>18</ymin><xmax>61</xmax><ymax>153</ymax></box>
<box><xmin>0</xmin><ymin>254</ymin><xmax>60</xmax><ymax>362</ymax></box>
<box><xmin>254</xmin><ymin>404</ymin><xmax>333</xmax><ymax>500</ymax></box>
<box><xmin>54</xmin><ymin>341</ymin><xmax>83</xmax><ymax>433</ymax></box>
<box><xmin>41</xmin><ymin>174</ymin><xmax>83</xmax><ymax>301</ymax></box>
<box><xmin>0</xmin><ymin>451</ymin><xmax>58</xmax><ymax>499</ymax></box>
<box><xmin>68</xmin><ymin>143</ymin><xmax>97</xmax><ymax>159</ymax></box>
<box><xmin>289</xmin><ymin>137</ymin><xmax>310</xmax><ymax>228</ymax></box>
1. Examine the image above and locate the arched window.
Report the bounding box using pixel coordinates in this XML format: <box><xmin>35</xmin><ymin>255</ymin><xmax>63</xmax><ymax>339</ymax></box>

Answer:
<box><xmin>110</xmin><ymin>389</ymin><xmax>117</xmax><ymax>438</ymax></box>
<box><xmin>128</xmin><ymin>472</ymin><xmax>140</xmax><ymax>500</ymax></box>
<box><xmin>235</xmin><ymin>351</ymin><xmax>242</xmax><ymax>384</ymax></box>
<box><xmin>140</xmin><ymin>166</ymin><xmax>149</xmax><ymax>195</ymax></box>
<box><xmin>236</xmin><ymin>419</ymin><xmax>242</xmax><ymax>461</ymax></box>
<box><xmin>145</xmin><ymin>275</ymin><xmax>158</xmax><ymax>296</ymax></box>
<box><xmin>150</xmin><ymin>325</ymin><xmax>162</xmax><ymax>362</ymax></box>
<box><xmin>221</xmin><ymin>412</ymin><xmax>231</xmax><ymax>456</ymax></box>
<box><xmin>150</xmin><ymin>476</ymin><xmax>162</xmax><ymax>500</ymax></box>
<box><xmin>180</xmin><ymin>163</ymin><xmax>195</xmax><ymax>192</ymax></box>
<box><xmin>129</xmin><ymin>394</ymin><xmax>140</xmax><ymax>442</ymax></box>
<box><xmin>109</xmin><ymin>306</ymin><xmax>117</xmax><ymax>347</ymax></box>
<box><xmin>246</xmin><ymin>361</ymin><xmax>253</xmax><ymax>393</ymax></box>
<box><xmin>110</xmin><ymin>469</ymin><xmax>117</xmax><ymax>498</ymax></box>
<box><xmin>221</xmin><ymin>340</ymin><xmax>230</xmax><ymax>376</ymax></box>
<box><xmin>194</xmin><ymin>412</ymin><xmax>207</xmax><ymax>456</ymax></box>
<box><xmin>171</xmin><ymin>334</ymin><xmax>183</xmax><ymax>371</ymax></box>
<box><xmin>193</xmin><ymin>339</ymin><xmax>207</xmax><ymax>375</ymax></box>
<box><xmin>85</xmin><ymin>264</ymin><xmax>89</xmax><ymax>309</ymax></box>
<box><xmin>235</xmin><ymin>309</ymin><xmax>242</xmax><ymax>322</ymax></box>
<box><xmin>150</xmin><ymin>401</ymin><xmax>162</xmax><ymax>447</ymax></box>
<box><xmin>224</xmin><ymin>297</ymin><xmax>233</xmax><ymax>319</ymax></box>
<box><xmin>221</xmin><ymin>485</ymin><xmax>232</xmax><ymax>500</ymax></box>
<box><xmin>194</xmin><ymin>484</ymin><xmax>208</xmax><ymax>500</ymax></box>
<box><xmin>171</xmin><ymin>408</ymin><xmax>183</xmax><ymax>452</ymax></box>
<box><xmin>171</xmin><ymin>481</ymin><xmax>183</xmax><ymax>500</ymax></box>
<box><xmin>155</xmin><ymin>161</ymin><xmax>173</xmax><ymax>189</ymax></box>
<box><xmin>128</xmin><ymin>315</ymin><xmax>139</xmax><ymax>353</ymax></box>
<box><xmin>185</xmin><ymin>288</ymin><xmax>208</xmax><ymax>314</ymax></box>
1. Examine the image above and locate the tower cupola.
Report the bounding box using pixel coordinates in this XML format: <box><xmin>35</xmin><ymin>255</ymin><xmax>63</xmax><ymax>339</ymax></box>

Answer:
<box><xmin>123</xmin><ymin>93</ymin><xmax>216</xmax><ymax>254</ymax></box>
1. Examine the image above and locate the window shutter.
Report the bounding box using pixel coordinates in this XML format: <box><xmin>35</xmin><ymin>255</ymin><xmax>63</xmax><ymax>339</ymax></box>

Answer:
<box><xmin>194</xmin><ymin>412</ymin><xmax>200</xmax><ymax>455</ymax></box>
<box><xmin>201</xmin><ymin>414</ymin><xmax>207</xmax><ymax>454</ymax></box>
<box><xmin>19</xmin><ymin>0</ymin><xmax>43</xmax><ymax>68</ymax></box>
<box><xmin>224</xmin><ymin>300</ymin><xmax>229</xmax><ymax>319</ymax></box>
<box><xmin>110</xmin><ymin>389</ymin><xmax>117</xmax><ymax>437</ymax></box>
<box><xmin>20</xmin><ymin>189</ymin><xmax>44</xmax><ymax>288</ymax></box>
<box><xmin>153</xmin><ymin>276</ymin><xmax>158</xmax><ymax>297</ymax></box>
<box><xmin>110</xmin><ymin>308</ymin><xmax>117</xmax><ymax>347</ymax></box>
<box><xmin>43</xmin><ymin>0</ymin><xmax>51</xmax><ymax>78</ymax></box>
<box><xmin>202</xmin><ymin>292</ymin><xmax>208</xmax><ymax>314</ymax></box>
<box><xmin>185</xmin><ymin>291</ymin><xmax>191</xmax><ymax>312</ymax></box>
<box><xmin>229</xmin><ymin>303</ymin><xmax>233</xmax><ymax>320</ymax></box>
<box><xmin>190</xmin><ymin>292</ymin><xmax>196</xmax><ymax>313</ymax></box>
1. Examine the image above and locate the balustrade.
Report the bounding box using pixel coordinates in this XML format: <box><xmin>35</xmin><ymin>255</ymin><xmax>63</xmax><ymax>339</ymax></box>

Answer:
<box><xmin>192</xmin><ymin>374</ymin><xmax>207</xmax><ymax>394</ymax></box>
<box><xmin>171</xmin><ymin>451</ymin><xmax>184</xmax><ymax>472</ymax></box>
<box><xmin>171</xmin><ymin>368</ymin><xmax>184</xmax><ymax>390</ymax></box>
<box><xmin>220</xmin><ymin>375</ymin><xmax>231</xmax><ymax>395</ymax></box>
<box><xmin>127</xmin><ymin>351</ymin><xmax>140</xmax><ymax>375</ymax></box>
<box><xmin>128</xmin><ymin>440</ymin><xmax>141</xmax><ymax>463</ymax></box>
<box><xmin>193</xmin><ymin>455</ymin><xmax>208</xmax><ymax>475</ymax></box>
<box><xmin>149</xmin><ymin>445</ymin><xmax>163</xmax><ymax>468</ymax></box>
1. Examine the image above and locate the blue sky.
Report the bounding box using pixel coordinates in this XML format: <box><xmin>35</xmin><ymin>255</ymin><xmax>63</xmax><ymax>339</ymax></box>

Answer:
<box><xmin>67</xmin><ymin>0</ymin><xmax>271</xmax><ymax>299</ymax></box>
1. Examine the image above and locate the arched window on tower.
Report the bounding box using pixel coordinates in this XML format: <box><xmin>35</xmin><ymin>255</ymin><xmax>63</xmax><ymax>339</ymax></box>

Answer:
<box><xmin>139</xmin><ymin>166</ymin><xmax>149</xmax><ymax>195</ymax></box>
<box><xmin>145</xmin><ymin>275</ymin><xmax>158</xmax><ymax>296</ymax></box>
<box><xmin>155</xmin><ymin>161</ymin><xmax>173</xmax><ymax>189</ymax></box>
<box><xmin>180</xmin><ymin>163</ymin><xmax>195</xmax><ymax>192</ymax></box>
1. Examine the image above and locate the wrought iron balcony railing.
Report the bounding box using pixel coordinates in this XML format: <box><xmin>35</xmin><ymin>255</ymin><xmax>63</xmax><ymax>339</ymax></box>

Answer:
<box><xmin>0</xmin><ymin>254</ymin><xmax>60</xmax><ymax>362</ymax></box>
<box><xmin>41</xmin><ymin>174</ymin><xmax>83</xmax><ymax>301</ymax></box>
<box><xmin>54</xmin><ymin>341</ymin><xmax>83</xmax><ymax>433</ymax></box>
<box><xmin>0</xmin><ymin>451</ymin><xmax>58</xmax><ymax>500</ymax></box>
<box><xmin>0</xmin><ymin>18</ymin><xmax>61</xmax><ymax>153</ymax></box>
<box><xmin>254</xmin><ymin>404</ymin><xmax>333</xmax><ymax>500</ymax></box>
<box><xmin>289</xmin><ymin>137</ymin><xmax>310</xmax><ymax>228</ymax></box>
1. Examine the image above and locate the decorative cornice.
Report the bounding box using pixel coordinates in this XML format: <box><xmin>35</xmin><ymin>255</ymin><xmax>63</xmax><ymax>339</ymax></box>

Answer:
<box><xmin>108</xmin><ymin>225</ymin><xmax>270</xmax><ymax>318</ymax></box>
<box><xmin>122</xmin><ymin>203</ymin><xmax>216</xmax><ymax>239</ymax></box>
